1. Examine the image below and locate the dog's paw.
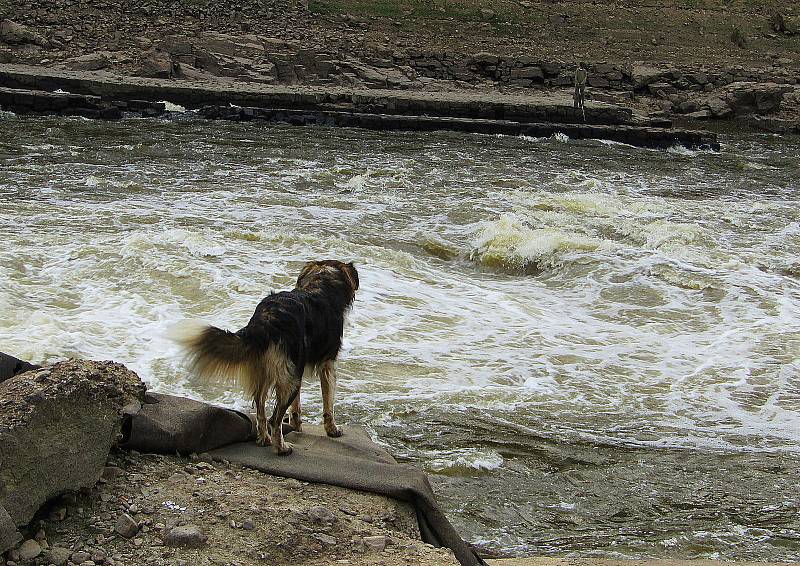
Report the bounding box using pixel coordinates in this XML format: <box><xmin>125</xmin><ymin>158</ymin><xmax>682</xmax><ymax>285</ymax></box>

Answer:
<box><xmin>325</xmin><ymin>425</ymin><xmax>343</xmax><ymax>438</ymax></box>
<box><xmin>274</xmin><ymin>443</ymin><xmax>293</xmax><ymax>456</ymax></box>
<box><xmin>256</xmin><ymin>434</ymin><xmax>272</xmax><ymax>447</ymax></box>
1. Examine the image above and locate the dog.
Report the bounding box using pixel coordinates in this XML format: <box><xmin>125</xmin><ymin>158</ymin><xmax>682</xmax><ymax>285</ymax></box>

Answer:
<box><xmin>170</xmin><ymin>260</ymin><xmax>359</xmax><ymax>455</ymax></box>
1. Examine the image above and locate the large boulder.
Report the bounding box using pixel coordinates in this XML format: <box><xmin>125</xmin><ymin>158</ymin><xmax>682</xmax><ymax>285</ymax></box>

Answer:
<box><xmin>62</xmin><ymin>51</ymin><xmax>111</xmax><ymax>71</ymax></box>
<box><xmin>721</xmin><ymin>81</ymin><xmax>792</xmax><ymax>114</ymax></box>
<box><xmin>137</xmin><ymin>49</ymin><xmax>175</xmax><ymax>78</ymax></box>
<box><xmin>630</xmin><ymin>65</ymin><xmax>667</xmax><ymax>89</ymax></box>
<box><xmin>700</xmin><ymin>82</ymin><xmax>793</xmax><ymax>117</ymax></box>
<box><xmin>0</xmin><ymin>19</ymin><xmax>49</xmax><ymax>47</ymax></box>
<box><xmin>0</xmin><ymin>359</ymin><xmax>145</xmax><ymax>553</ymax></box>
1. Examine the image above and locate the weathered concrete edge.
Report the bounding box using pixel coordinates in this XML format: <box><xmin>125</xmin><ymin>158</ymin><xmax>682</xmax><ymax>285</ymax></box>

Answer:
<box><xmin>0</xmin><ymin>63</ymin><xmax>635</xmax><ymax>124</ymax></box>
<box><xmin>0</xmin><ymin>64</ymin><xmax>720</xmax><ymax>150</ymax></box>
<box><xmin>199</xmin><ymin>106</ymin><xmax>719</xmax><ymax>150</ymax></box>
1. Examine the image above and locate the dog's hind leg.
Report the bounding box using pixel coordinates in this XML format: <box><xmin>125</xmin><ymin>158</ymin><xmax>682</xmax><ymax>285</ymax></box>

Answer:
<box><xmin>254</xmin><ymin>378</ymin><xmax>271</xmax><ymax>447</ymax></box>
<box><xmin>268</xmin><ymin>377</ymin><xmax>299</xmax><ymax>455</ymax></box>
<box><xmin>320</xmin><ymin>359</ymin><xmax>342</xmax><ymax>438</ymax></box>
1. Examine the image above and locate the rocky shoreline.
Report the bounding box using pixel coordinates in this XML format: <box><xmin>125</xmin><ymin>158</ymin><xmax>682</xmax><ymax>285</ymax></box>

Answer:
<box><xmin>1</xmin><ymin>1</ymin><xmax>799</xmax><ymax>135</ymax></box>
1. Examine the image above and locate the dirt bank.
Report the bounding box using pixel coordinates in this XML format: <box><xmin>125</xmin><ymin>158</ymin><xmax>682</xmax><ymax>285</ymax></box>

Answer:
<box><xmin>0</xmin><ymin>1</ymin><xmax>798</xmax><ymax>130</ymax></box>
<box><xmin>3</xmin><ymin>448</ymin><xmax>458</xmax><ymax>566</ymax></box>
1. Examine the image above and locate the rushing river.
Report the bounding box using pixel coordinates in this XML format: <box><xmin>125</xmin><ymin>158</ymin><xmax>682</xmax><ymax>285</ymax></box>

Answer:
<box><xmin>1</xmin><ymin>112</ymin><xmax>799</xmax><ymax>561</ymax></box>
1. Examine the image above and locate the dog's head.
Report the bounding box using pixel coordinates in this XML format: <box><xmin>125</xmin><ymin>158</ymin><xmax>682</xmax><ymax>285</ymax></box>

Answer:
<box><xmin>296</xmin><ymin>260</ymin><xmax>359</xmax><ymax>300</ymax></box>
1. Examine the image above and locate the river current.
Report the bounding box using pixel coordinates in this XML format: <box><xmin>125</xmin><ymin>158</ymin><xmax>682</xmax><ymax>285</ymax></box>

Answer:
<box><xmin>1</xmin><ymin>112</ymin><xmax>798</xmax><ymax>560</ymax></box>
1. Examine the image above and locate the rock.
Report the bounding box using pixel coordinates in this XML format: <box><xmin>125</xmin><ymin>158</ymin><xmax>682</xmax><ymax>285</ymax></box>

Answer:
<box><xmin>163</xmin><ymin>525</ymin><xmax>207</xmax><ymax>548</ymax></box>
<box><xmin>686</xmin><ymin>109</ymin><xmax>711</xmax><ymax>120</ymax></box>
<box><xmin>363</xmin><ymin>534</ymin><xmax>387</xmax><ymax>552</ymax></box>
<box><xmin>45</xmin><ymin>547</ymin><xmax>71</xmax><ymax>566</ymax></box>
<box><xmin>313</xmin><ymin>533</ymin><xmax>337</xmax><ymax>545</ymax></box>
<box><xmin>114</xmin><ymin>513</ymin><xmax>139</xmax><ymax>538</ymax></box>
<box><xmin>479</xmin><ymin>9</ymin><xmax>495</xmax><ymax>19</ymax></box>
<box><xmin>0</xmin><ymin>48</ymin><xmax>10</xmax><ymax>64</ymax></box>
<box><xmin>705</xmin><ymin>96</ymin><xmax>731</xmax><ymax>118</ymax></box>
<box><xmin>472</xmin><ymin>52</ymin><xmax>499</xmax><ymax>66</ymax></box>
<box><xmin>631</xmin><ymin>65</ymin><xmax>665</xmax><ymax>89</ymax></box>
<box><xmin>197</xmin><ymin>32</ymin><xmax>266</xmax><ymax>58</ymax></box>
<box><xmin>70</xmin><ymin>550</ymin><xmax>91</xmax><ymax>563</ymax></box>
<box><xmin>307</xmin><ymin>506</ymin><xmax>336</xmax><ymax>524</ymax></box>
<box><xmin>0</xmin><ymin>506</ymin><xmax>21</xmax><ymax>553</ymax></box>
<box><xmin>138</xmin><ymin>49</ymin><xmax>174</xmax><ymax>78</ymax></box>
<box><xmin>721</xmin><ymin>81</ymin><xmax>791</xmax><ymax>114</ymax></box>
<box><xmin>0</xmin><ymin>19</ymin><xmax>48</xmax><ymax>47</ymax></box>
<box><xmin>0</xmin><ymin>360</ymin><xmax>145</xmax><ymax>552</ymax></box>
<box><xmin>63</xmin><ymin>52</ymin><xmax>110</xmax><ymax>71</ymax></box>
<box><xmin>17</xmin><ymin>539</ymin><xmax>41</xmax><ymax>561</ymax></box>
<box><xmin>241</xmin><ymin>520</ymin><xmax>255</xmax><ymax>531</ymax></box>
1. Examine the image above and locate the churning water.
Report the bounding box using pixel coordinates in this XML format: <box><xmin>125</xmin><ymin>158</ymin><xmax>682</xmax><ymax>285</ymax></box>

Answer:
<box><xmin>1</xmin><ymin>113</ymin><xmax>799</xmax><ymax>560</ymax></box>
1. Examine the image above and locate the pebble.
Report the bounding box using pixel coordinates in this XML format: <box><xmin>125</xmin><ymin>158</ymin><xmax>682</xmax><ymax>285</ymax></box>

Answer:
<box><xmin>307</xmin><ymin>506</ymin><xmax>337</xmax><ymax>524</ymax></box>
<box><xmin>114</xmin><ymin>513</ymin><xmax>139</xmax><ymax>538</ymax></box>
<box><xmin>18</xmin><ymin>539</ymin><xmax>42</xmax><ymax>560</ymax></box>
<box><xmin>45</xmin><ymin>547</ymin><xmax>72</xmax><ymax>566</ymax></box>
<box><xmin>313</xmin><ymin>533</ymin><xmax>337</xmax><ymax>545</ymax></box>
<box><xmin>71</xmin><ymin>550</ymin><xmax>91</xmax><ymax>563</ymax></box>
<box><xmin>363</xmin><ymin>535</ymin><xmax>387</xmax><ymax>552</ymax></box>
<box><xmin>241</xmin><ymin>520</ymin><xmax>255</xmax><ymax>531</ymax></box>
<box><xmin>163</xmin><ymin>525</ymin><xmax>208</xmax><ymax>548</ymax></box>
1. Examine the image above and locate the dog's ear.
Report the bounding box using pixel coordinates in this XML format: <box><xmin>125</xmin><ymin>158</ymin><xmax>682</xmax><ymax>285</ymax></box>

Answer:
<box><xmin>344</xmin><ymin>262</ymin><xmax>359</xmax><ymax>291</ymax></box>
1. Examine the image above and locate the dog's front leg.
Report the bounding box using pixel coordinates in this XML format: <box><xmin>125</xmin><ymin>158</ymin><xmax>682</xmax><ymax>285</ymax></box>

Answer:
<box><xmin>320</xmin><ymin>360</ymin><xmax>342</xmax><ymax>438</ymax></box>
<box><xmin>269</xmin><ymin>379</ymin><xmax>299</xmax><ymax>456</ymax></box>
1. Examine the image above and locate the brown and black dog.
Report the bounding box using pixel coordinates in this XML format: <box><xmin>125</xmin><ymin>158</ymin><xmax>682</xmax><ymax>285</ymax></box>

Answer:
<box><xmin>170</xmin><ymin>260</ymin><xmax>359</xmax><ymax>455</ymax></box>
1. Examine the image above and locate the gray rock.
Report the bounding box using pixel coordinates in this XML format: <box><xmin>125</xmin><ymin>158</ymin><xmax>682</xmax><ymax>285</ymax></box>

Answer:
<box><xmin>70</xmin><ymin>550</ymin><xmax>91</xmax><ymax>563</ymax></box>
<box><xmin>138</xmin><ymin>49</ymin><xmax>174</xmax><ymax>78</ymax></box>
<box><xmin>0</xmin><ymin>360</ymin><xmax>145</xmax><ymax>553</ymax></box>
<box><xmin>45</xmin><ymin>547</ymin><xmax>71</xmax><ymax>566</ymax></box>
<box><xmin>17</xmin><ymin>539</ymin><xmax>41</xmax><ymax>560</ymax></box>
<box><xmin>63</xmin><ymin>52</ymin><xmax>110</xmax><ymax>71</ymax></box>
<box><xmin>241</xmin><ymin>520</ymin><xmax>255</xmax><ymax>531</ymax></box>
<box><xmin>0</xmin><ymin>505</ymin><xmax>21</xmax><ymax>554</ymax></box>
<box><xmin>163</xmin><ymin>525</ymin><xmax>207</xmax><ymax>548</ymax></box>
<box><xmin>0</xmin><ymin>19</ymin><xmax>48</xmax><ymax>47</ymax></box>
<box><xmin>363</xmin><ymin>534</ymin><xmax>387</xmax><ymax>552</ymax></box>
<box><xmin>631</xmin><ymin>65</ymin><xmax>665</xmax><ymax>89</ymax></box>
<box><xmin>114</xmin><ymin>513</ymin><xmax>139</xmax><ymax>538</ymax></box>
<box><xmin>721</xmin><ymin>81</ymin><xmax>791</xmax><ymax>114</ymax></box>
<box><xmin>307</xmin><ymin>506</ymin><xmax>336</xmax><ymax>524</ymax></box>
<box><xmin>313</xmin><ymin>533</ymin><xmax>337</xmax><ymax>545</ymax></box>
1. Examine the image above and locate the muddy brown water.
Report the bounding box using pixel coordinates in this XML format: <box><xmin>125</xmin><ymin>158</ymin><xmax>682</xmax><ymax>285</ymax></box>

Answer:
<box><xmin>1</xmin><ymin>111</ymin><xmax>798</xmax><ymax>560</ymax></box>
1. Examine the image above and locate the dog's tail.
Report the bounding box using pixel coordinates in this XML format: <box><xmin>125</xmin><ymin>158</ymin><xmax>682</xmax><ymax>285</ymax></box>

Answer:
<box><xmin>168</xmin><ymin>319</ymin><xmax>258</xmax><ymax>392</ymax></box>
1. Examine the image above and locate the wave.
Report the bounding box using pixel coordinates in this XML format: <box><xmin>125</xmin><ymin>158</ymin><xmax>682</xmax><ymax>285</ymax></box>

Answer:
<box><xmin>426</xmin><ymin>449</ymin><xmax>504</xmax><ymax>476</ymax></box>
<box><xmin>469</xmin><ymin>214</ymin><xmax>605</xmax><ymax>273</ymax></box>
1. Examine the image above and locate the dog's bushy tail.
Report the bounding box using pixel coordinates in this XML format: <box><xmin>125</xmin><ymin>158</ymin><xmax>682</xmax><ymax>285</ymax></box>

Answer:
<box><xmin>168</xmin><ymin>319</ymin><xmax>258</xmax><ymax>392</ymax></box>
